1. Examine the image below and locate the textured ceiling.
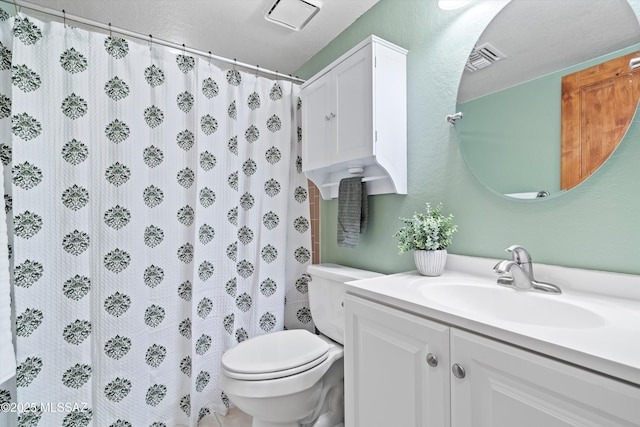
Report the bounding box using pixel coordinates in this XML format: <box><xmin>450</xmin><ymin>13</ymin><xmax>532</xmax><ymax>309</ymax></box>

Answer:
<box><xmin>17</xmin><ymin>0</ymin><xmax>381</xmax><ymax>75</ymax></box>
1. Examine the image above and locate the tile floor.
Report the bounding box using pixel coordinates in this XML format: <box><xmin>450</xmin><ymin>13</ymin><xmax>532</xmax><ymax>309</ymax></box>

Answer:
<box><xmin>199</xmin><ymin>407</ymin><xmax>252</xmax><ymax>427</ymax></box>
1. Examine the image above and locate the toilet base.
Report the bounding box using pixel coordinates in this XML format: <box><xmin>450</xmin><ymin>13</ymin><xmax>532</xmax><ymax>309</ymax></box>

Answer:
<box><xmin>249</xmin><ymin>382</ymin><xmax>343</xmax><ymax>427</ymax></box>
<box><xmin>233</xmin><ymin>359</ymin><xmax>344</xmax><ymax>427</ymax></box>
<box><xmin>302</xmin><ymin>375</ymin><xmax>343</xmax><ymax>427</ymax></box>
<box><xmin>221</xmin><ymin>337</ymin><xmax>345</xmax><ymax>427</ymax></box>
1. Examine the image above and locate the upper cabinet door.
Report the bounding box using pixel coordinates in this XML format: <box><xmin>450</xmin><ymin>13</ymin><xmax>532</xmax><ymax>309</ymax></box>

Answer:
<box><xmin>301</xmin><ymin>74</ymin><xmax>333</xmax><ymax>171</ymax></box>
<box><xmin>301</xmin><ymin>46</ymin><xmax>374</xmax><ymax>171</ymax></box>
<box><xmin>334</xmin><ymin>46</ymin><xmax>374</xmax><ymax>164</ymax></box>
<box><xmin>345</xmin><ymin>295</ymin><xmax>450</xmax><ymax>427</ymax></box>
<box><xmin>450</xmin><ymin>328</ymin><xmax>640</xmax><ymax>427</ymax></box>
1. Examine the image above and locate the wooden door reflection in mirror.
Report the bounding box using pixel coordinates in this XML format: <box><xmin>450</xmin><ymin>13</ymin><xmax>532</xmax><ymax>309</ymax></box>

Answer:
<box><xmin>561</xmin><ymin>51</ymin><xmax>640</xmax><ymax>189</ymax></box>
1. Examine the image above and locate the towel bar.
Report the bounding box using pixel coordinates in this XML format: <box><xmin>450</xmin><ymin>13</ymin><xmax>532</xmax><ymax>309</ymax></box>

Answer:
<box><xmin>320</xmin><ymin>175</ymin><xmax>387</xmax><ymax>188</ymax></box>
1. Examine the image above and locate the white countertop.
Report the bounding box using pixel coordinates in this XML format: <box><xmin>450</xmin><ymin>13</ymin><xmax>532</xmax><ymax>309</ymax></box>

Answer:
<box><xmin>345</xmin><ymin>255</ymin><xmax>640</xmax><ymax>386</ymax></box>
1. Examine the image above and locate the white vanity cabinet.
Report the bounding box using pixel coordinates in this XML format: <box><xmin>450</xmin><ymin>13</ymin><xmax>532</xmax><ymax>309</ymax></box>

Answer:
<box><xmin>300</xmin><ymin>36</ymin><xmax>407</xmax><ymax>199</ymax></box>
<box><xmin>345</xmin><ymin>295</ymin><xmax>450</xmax><ymax>427</ymax></box>
<box><xmin>345</xmin><ymin>294</ymin><xmax>640</xmax><ymax>427</ymax></box>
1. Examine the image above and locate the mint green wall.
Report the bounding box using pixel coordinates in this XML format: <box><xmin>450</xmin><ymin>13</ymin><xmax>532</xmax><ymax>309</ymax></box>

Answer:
<box><xmin>296</xmin><ymin>0</ymin><xmax>640</xmax><ymax>276</ymax></box>
<box><xmin>0</xmin><ymin>4</ymin><xmax>13</xmax><ymax>16</ymax></box>
<box><xmin>458</xmin><ymin>76</ymin><xmax>560</xmax><ymax>195</ymax></box>
<box><xmin>458</xmin><ymin>43</ymin><xmax>640</xmax><ymax>196</ymax></box>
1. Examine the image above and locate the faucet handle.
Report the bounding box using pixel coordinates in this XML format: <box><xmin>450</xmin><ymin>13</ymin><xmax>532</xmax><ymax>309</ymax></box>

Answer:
<box><xmin>505</xmin><ymin>245</ymin><xmax>531</xmax><ymax>264</ymax></box>
<box><xmin>493</xmin><ymin>260</ymin><xmax>513</xmax><ymax>273</ymax></box>
<box><xmin>505</xmin><ymin>245</ymin><xmax>534</xmax><ymax>279</ymax></box>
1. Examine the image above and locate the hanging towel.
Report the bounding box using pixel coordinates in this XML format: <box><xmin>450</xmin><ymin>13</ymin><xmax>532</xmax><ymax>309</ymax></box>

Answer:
<box><xmin>337</xmin><ymin>177</ymin><xmax>368</xmax><ymax>248</ymax></box>
<box><xmin>0</xmin><ymin>169</ymin><xmax>15</xmax><ymax>384</ymax></box>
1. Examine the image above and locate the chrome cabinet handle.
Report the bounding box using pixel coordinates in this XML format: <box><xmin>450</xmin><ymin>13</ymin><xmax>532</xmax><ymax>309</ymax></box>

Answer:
<box><xmin>452</xmin><ymin>363</ymin><xmax>466</xmax><ymax>379</ymax></box>
<box><xmin>426</xmin><ymin>353</ymin><xmax>438</xmax><ymax>367</ymax></box>
<box><xmin>330</xmin><ymin>112</ymin><xmax>336</xmax><ymax>118</ymax></box>
<box><xmin>325</xmin><ymin>115</ymin><xmax>331</xmax><ymax>121</ymax></box>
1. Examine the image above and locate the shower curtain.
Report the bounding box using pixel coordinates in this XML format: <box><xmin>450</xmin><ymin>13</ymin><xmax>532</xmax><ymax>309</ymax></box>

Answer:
<box><xmin>0</xmin><ymin>13</ymin><xmax>313</xmax><ymax>427</ymax></box>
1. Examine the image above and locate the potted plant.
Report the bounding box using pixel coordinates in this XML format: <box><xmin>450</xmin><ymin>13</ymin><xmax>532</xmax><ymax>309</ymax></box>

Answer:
<box><xmin>394</xmin><ymin>203</ymin><xmax>458</xmax><ymax>276</ymax></box>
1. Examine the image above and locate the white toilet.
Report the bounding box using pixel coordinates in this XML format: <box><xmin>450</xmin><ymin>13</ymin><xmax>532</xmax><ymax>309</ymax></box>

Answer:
<box><xmin>220</xmin><ymin>264</ymin><xmax>383</xmax><ymax>427</ymax></box>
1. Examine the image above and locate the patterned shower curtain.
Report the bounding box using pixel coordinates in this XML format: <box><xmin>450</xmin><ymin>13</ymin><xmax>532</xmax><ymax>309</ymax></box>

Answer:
<box><xmin>0</xmin><ymin>13</ymin><xmax>313</xmax><ymax>427</ymax></box>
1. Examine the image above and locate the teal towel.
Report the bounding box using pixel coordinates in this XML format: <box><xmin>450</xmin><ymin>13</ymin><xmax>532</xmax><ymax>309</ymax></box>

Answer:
<box><xmin>337</xmin><ymin>177</ymin><xmax>368</xmax><ymax>248</ymax></box>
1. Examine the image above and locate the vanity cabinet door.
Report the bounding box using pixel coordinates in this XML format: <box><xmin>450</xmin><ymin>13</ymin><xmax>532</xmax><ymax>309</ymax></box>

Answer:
<box><xmin>450</xmin><ymin>328</ymin><xmax>640</xmax><ymax>427</ymax></box>
<box><xmin>345</xmin><ymin>295</ymin><xmax>450</xmax><ymax>427</ymax></box>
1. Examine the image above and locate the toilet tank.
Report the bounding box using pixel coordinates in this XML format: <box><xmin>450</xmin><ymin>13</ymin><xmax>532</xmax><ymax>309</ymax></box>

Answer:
<box><xmin>307</xmin><ymin>264</ymin><xmax>383</xmax><ymax>345</ymax></box>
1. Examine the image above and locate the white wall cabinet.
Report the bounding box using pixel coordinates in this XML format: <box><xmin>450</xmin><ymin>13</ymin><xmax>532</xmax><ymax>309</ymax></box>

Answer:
<box><xmin>345</xmin><ymin>295</ymin><xmax>640</xmax><ymax>427</ymax></box>
<box><xmin>301</xmin><ymin>36</ymin><xmax>407</xmax><ymax>199</ymax></box>
<box><xmin>302</xmin><ymin>45</ymin><xmax>373</xmax><ymax>172</ymax></box>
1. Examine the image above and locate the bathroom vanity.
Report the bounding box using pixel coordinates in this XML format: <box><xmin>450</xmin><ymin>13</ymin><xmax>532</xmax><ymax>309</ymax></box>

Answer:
<box><xmin>344</xmin><ymin>255</ymin><xmax>640</xmax><ymax>426</ymax></box>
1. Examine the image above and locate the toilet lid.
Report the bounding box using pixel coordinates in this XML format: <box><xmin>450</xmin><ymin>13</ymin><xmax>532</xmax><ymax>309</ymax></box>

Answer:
<box><xmin>222</xmin><ymin>329</ymin><xmax>330</xmax><ymax>378</ymax></box>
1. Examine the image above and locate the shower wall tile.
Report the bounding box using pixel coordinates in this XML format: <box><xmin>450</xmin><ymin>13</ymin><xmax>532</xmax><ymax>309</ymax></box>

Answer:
<box><xmin>308</xmin><ymin>180</ymin><xmax>320</xmax><ymax>264</ymax></box>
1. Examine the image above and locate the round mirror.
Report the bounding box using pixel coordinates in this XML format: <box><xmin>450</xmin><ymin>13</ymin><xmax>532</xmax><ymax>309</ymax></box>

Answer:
<box><xmin>456</xmin><ymin>0</ymin><xmax>640</xmax><ymax>199</ymax></box>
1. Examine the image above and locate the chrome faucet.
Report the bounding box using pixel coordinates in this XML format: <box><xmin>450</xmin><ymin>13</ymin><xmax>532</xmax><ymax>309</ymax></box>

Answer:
<box><xmin>505</xmin><ymin>244</ymin><xmax>533</xmax><ymax>279</ymax></box>
<box><xmin>493</xmin><ymin>245</ymin><xmax>562</xmax><ymax>294</ymax></box>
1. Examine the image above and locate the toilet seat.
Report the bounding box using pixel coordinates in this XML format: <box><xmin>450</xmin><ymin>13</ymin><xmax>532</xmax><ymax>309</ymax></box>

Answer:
<box><xmin>220</xmin><ymin>340</ymin><xmax>344</xmax><ymax>400</ymax></box>
<box><xmin>222</xmin><ymin>329</ymin><xmax>330</xmax><ymax>381</ymax></box>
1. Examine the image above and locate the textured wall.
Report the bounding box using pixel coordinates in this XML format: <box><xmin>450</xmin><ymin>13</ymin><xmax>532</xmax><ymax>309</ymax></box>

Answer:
<box><xmin>296</xmin><ymin>0</ymin><xmax>640</xmax><ymax>276</ymax></box>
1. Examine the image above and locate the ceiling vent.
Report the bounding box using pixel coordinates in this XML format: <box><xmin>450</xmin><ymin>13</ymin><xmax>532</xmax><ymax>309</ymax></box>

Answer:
<box><xmin>265</xmin><ymin>0</ymin><xmax>321</xmax><ymax>31</ymax></box>
<box><xmin>465</xmin><ymin>42</ymin><xmax>506</xmax><ymax>72</ymax></box>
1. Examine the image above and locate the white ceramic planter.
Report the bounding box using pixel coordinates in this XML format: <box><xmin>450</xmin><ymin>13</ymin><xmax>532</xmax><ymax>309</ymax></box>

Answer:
<box><xmin>414</xmin><ymin>249</ymin><xmax>447</xmax><ymax>276</ymax></box>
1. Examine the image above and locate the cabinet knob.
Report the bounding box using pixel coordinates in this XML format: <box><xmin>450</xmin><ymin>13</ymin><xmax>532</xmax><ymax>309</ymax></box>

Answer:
<box><xmin>452</xmin><ymin>363</ymin><xmax>466</xmax><ymax>379</ymax></box>
<box><xmin>426</xmin><ymin>353</ymin><xmax>438</xmax><ymax>367</ymax></box>
<box><xmin>325</xmin><ymin>115</ymin><xmax>331</xmax><ymax>121</ymax></box>
<box><xmin>330</xmin><ymin>112</ymin><xmax>336</xmax><ymax>118</ymax></box>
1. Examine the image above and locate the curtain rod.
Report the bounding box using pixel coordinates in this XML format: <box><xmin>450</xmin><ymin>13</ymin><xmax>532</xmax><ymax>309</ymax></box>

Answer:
<box><xmin>1</xmin><ymin>0</ymin><xmax>305</xmax><ymax>84</ymax></box>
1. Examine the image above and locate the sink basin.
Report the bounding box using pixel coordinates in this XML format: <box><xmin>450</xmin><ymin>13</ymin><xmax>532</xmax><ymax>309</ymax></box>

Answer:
<box><xmin>420</xmin><ymin>283</ymin><xmax>605</xmax><ymax>329</ymax></box>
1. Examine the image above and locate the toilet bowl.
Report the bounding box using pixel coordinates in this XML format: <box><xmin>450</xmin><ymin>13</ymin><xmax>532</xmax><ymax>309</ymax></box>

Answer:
<box><xmin>220</xmin><ymin>264</ymin><xmax>383</xmax><ymax>427</ymax></box>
